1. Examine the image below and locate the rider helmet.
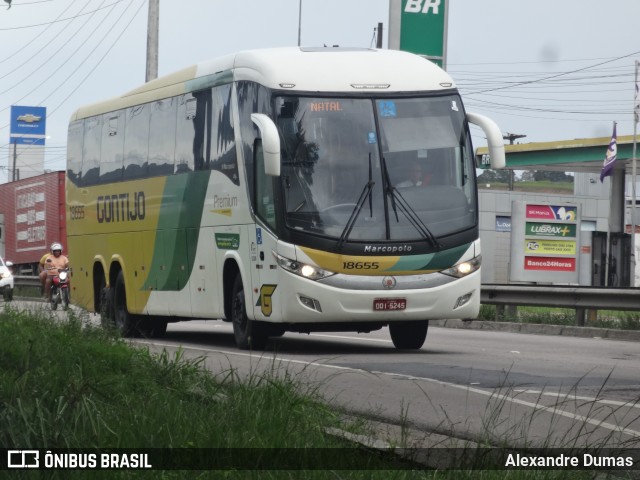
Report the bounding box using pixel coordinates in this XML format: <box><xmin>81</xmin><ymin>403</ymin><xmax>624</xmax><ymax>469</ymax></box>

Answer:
<box><xmin>50</xmin><ymin>242</ymin><xmax>63</xmax><ymax>254</ymax></box>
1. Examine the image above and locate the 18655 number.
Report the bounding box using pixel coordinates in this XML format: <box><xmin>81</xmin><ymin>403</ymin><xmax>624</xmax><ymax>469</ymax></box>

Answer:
<box><xmin>342</xmin><ymin>261</ymin><xmax>379</xmax><ymax>270</ymax></box>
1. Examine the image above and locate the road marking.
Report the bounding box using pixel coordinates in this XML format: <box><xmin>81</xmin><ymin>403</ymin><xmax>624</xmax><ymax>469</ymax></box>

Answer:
<box><xmin>514</xmin><ymin>389</ymin><xmax>640</xmax><ymax>409</ymax></box>
<box><xmin>309</xmin><ymin>333</ymin><xmax>393</xmax><ymax>343</ymax></box>
<box><xmin>135</xmin><ymin>340</ymin><xmax>640</xmax><ymax>439</ymax></box>
<box><xmin>370</xmin><ymin>372</ymin><xmax>640</xmax><ymax>438</ymax></box>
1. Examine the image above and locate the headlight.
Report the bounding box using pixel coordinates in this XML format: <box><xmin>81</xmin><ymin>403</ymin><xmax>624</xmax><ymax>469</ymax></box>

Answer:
<box><xmin>273</xmin><ymin>252</ymin><xmax>335</xmax><ymax>281</ymax></box>
<box><xmin>440</xmin><ymin>255</ymin><xmax>481</xmax><ymax>278</ymax></box>
<box><xmin>0</xmin><ymin>270</ymin><xmax>11</xmax><ymax>279</ymax></box>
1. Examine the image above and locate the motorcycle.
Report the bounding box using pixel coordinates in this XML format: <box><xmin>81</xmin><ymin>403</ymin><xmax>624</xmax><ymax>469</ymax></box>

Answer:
<box><xmin>51</xmin><ymin>268</ymin><xmax>70</xmax><ymax>311</ymax></box>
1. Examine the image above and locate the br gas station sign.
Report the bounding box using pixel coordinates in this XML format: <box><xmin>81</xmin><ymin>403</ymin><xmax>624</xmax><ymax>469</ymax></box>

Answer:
<box><xmin>388</xmin><ymin>0</ymin><xmax>448</xmax><ymax>68</ymax></box>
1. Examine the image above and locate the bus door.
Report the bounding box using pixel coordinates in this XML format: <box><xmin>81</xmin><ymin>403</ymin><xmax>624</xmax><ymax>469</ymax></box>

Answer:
<box><xmin>187</xmin><ymin>227</ymin><xmax>218</xmax><ymax>317</ymax></box>
<box><xmin>248</xmin><ymin>224</ymin><xmax>280</xmax><ymax>322</ymax></box>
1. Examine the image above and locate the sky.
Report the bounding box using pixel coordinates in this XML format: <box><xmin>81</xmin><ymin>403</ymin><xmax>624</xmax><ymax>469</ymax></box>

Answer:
<box><xmin>1</xmin><ymin>0</ymin><xmax>639</xmax><ymax>183</ymax></box>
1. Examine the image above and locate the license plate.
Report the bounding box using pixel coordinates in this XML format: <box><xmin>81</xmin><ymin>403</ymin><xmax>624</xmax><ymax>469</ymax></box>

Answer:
<box><xmin>373</xmin><ymin>298</ymin><xmax>406</xmax><ymax>311</ymax></box>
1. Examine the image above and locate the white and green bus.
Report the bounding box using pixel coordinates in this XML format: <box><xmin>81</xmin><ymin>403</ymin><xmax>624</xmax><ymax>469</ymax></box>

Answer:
<box><xmin>66</xmin><ymin>47</ymin><xmax>504</xmax><ymax>350</ymax></box>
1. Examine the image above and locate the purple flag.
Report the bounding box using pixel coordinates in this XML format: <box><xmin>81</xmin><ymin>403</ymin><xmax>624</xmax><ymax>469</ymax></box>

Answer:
<box><xmin>600</xmin><ymin>123</ymin><xmax>617</xmax><ymax>182</ymax></box>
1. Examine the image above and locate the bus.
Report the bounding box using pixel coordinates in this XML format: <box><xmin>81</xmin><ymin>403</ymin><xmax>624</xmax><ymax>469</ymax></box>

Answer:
<box><xmin>66</xmin><ymin>47</ymin><xmax>505</xmax><ymax>350</ymax></box>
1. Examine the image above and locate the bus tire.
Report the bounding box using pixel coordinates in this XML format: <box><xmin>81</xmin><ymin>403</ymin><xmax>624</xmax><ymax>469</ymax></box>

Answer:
<box><xmin>139</xmin><ymin>317</ymin><xmax>168</xmax><ymax>338</ymax></box>
<box><xmin>231</xmin><ymin>274</ymin><xmax>267</xmax><ymax>350</ymax></box>
<box><xmin>113</xmin><ymin>271</ymin><xmax>137</xmax><ymax>337</ymax></box>
<box><xmin>389</xmin><ymin>320</ymin><xmax>428</xmax><ymax>350</ymax></box>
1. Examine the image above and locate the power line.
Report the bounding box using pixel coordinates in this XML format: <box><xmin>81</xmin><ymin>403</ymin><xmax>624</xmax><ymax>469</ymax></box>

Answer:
<box><xmin>0</xmin><ymin>0</ymin><xmax>80</xmax><ymax>65</ymax></box>
<box><xmin>0</xmin><ymin>0</ymin><xmax>124</xmax><ymax>30</ymax></box>
<box><xmin>468</xmin><ymin>50</ymin><xmax>640</xmax><ymax>94</ymax></box>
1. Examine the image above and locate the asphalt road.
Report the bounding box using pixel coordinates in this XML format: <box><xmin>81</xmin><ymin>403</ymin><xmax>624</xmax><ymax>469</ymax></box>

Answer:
<box><xmin>6</xmin><ymin>300</ymin><xmax>640</xmax><ymax>450</ymax></box>
<box><xmin>137</xmin><ymin>320</ymin><xmax>640</xmax><ymax>450</ymax></box>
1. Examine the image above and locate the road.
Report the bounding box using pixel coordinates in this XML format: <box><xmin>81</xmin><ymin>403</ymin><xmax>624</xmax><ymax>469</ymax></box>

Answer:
<box><xmin>133</xmin><ymin>320</ymin><xmax>640</xmax><ymax>450</ymax></box>
<box><xmin>5</xmin><ymin>299</ymin><xmax>640</xmax><ymax>449</ymax></box>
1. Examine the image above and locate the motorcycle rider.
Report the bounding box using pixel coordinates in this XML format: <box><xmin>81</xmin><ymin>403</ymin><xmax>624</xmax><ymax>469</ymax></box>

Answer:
<box><xmin>44</xmin><ymin>242</ymin><xmax>69</xmax><ymax>302</ymax></box>
<box><xmin>38</xmin><ymin>251</ymin><xmax>50</xmax><ymax>297</ymax></box>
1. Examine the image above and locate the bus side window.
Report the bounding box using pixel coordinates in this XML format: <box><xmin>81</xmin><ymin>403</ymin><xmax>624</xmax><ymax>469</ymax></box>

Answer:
<box><xmin>149</xmin><ymin>98</ymin><xmax>177</xmax><ymax>177</ymax></box>
<box><xmin>254</xmin><ymin>140</ymin><xmax>277</xmax><ymax>230</ymax></box>
<box><xmin>81</xmin><ymin>116</ymin><xmax>102</xmax><ymax>187</ymax></box>
<box><xmin>123</xmin><ymin>104</ymin><xmax>150</xmax><ymax>181</ymax></box>
<box><xmin>191</xmin><ymin>89</ymin><xmax>212</xmax><ymax>172</ymax></box>
<box><xmin>67</xmin><ymin>120</ymin><xmax>84</xmax><ymax>185</ymax></box>
<box><xmin>99</xmin><ymin>111</ymin><xmax>125</xmax><ymax>184</ymax></box>
<box><xmin>209</xmin><ymin>84</ymin><xmax>238</xmax><ymax>185</ymax></box>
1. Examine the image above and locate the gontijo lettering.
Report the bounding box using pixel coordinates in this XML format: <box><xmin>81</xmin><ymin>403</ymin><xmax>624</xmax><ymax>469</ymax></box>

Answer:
<box><xmin>97</xmin><ymin>192</ymin><xmax>145</xmax><ymax>223</ymax></box>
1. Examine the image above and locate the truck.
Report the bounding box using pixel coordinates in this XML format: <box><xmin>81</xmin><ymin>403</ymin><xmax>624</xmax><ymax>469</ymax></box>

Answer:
<box><xmin>0</xmin><ymin>171</ymin><xmax>67</xmax><ymax>274</ymax></box>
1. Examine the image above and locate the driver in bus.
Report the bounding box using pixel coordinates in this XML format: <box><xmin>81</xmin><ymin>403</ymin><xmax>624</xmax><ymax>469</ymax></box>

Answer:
<box><xmin>44</xmin><ymin>242</ymin><xmax>70</xmax><ymax>302</ymax></box>
<box><xmin>397</xmin><ymin>161</ymin><xmax>424</xmax><ymax>188</ymax></box>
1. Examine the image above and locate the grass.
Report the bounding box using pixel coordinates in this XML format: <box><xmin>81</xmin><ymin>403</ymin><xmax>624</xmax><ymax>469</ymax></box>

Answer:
<box><xmin>478</xmin><ymin>181</ymin><xmax>574</xmax><ymax>194</ymax></box>
<box><xmin>479</xmin><ymin>304</ymin><xmax>640</xmax><ymax>330</ymax></box>
<box><xmin>0</xmin><ymin>307</ymin><xmax>633</xmax><ymax>479</ymax></box>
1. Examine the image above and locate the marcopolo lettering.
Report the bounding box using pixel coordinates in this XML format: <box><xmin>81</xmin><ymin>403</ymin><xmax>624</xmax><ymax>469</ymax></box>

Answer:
<box><xmin>97</xmin><ymin>192</ymin><xmax>145</xmax><ymax>223</ymax></box>
<box><xmin>363</xmin><ymin>244</ymin><xmax>412</xmax><ymax>253</ymax></box>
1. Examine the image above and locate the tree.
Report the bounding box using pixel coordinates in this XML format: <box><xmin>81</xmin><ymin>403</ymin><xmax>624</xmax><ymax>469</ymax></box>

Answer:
<box><xmin>477</xmin><ymin>169</ymin><xmax>510</xmax><ymax>183</ymax></box>
<box><xmin>520</xmin><ymin>170</ymin><xmax>536</xmax><ymax>182</ymax></box>
<box><xmin>532</xmin><ymin>170</ymin><xmax>573</xmax><ymax>183</ymax></box>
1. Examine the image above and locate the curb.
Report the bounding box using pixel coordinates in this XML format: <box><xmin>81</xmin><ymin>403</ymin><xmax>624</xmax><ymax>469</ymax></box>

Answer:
<box><xmin>430</xmin><ymin>319</ymin><xmax>640</xmax><ymax>342</ymax></box>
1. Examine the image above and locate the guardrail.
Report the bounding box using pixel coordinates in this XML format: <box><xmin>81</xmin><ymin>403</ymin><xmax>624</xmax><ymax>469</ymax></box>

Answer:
<box><xmin>12</xmin><ymin>276</ymin><xmax>639</xmax><ymax>326</ymax></box>
<box><xmin>14</xmin><ymin>275</ymin><xmax>42</xmax><ymax>289</ymax></box>
<box><xmin>481</xmin><ymin>283</ymin><xmax>640</xmax><ymax>326</ymax></box>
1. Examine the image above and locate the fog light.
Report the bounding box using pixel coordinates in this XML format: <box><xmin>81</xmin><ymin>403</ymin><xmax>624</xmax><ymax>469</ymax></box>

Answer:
<box><xmin>299</xmin><ymin>295</ymin><xmax>322</xmax><ymax>312</ymax></box>
<box><xmin>454</xmin><ymin>292</ymin><xmax>473</xmax><ymax>309</ymax></box>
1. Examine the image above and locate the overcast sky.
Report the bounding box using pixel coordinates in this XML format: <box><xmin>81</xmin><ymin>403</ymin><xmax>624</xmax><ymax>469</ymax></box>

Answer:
<box><xmin>1</xmin><ymin>0</ymin><xmax>639</xmax><ymax>183</ymax></box>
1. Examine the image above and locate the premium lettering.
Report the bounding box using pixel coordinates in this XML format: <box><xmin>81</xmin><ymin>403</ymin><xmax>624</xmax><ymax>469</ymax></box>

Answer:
<box><xmin>213</xmin><ymin>194</ymin><xmax>238</xmax><ymax>208</ymax></box>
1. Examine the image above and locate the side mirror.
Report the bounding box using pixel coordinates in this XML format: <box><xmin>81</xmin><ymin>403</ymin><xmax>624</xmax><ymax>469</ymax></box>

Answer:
<box><xmin>5</xmin><ymin>261</ymin><xmax>13</xmax><ymax>268</ymax></box>
<box><xmin>466</xmin><ymin>112</ymin><xmax>505</xmax><ymax>169</ymax></box>
<box><xmin>251</xmin><ymin>113</ymin><xmax>281</xmax><ymax>176</ymax></box>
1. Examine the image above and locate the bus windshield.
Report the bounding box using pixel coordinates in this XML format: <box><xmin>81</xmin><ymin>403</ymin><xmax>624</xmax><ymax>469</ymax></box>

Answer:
<box><xmin>276</xmin><ymin>94</ymin><xmax>476</xmax><ymax>243</ymax></box>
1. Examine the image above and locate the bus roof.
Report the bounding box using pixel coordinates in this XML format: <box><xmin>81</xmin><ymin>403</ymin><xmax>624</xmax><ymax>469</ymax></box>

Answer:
<box><xmin>70</xmin><ymin>47</ymin><xmax>456</xmax><ymax>120</ymax></box>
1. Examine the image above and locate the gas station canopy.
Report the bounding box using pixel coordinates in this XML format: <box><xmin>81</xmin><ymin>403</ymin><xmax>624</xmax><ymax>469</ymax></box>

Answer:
<box><xmin>476</xmin><ymin>135</ymin><xmax>636</xmax><ymax>173</ymax></box>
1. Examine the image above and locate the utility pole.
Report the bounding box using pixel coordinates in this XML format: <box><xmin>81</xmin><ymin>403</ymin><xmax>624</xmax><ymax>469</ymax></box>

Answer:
<box><xmin>297</xmin><ymin>0</ymin><xmax>302</xmax><ymax>46</ymax></box>
<box><xmin>376</xmin><ymin>22</ymin><xmax>383</xmax><ymax>48</ymax></box>
<box><xmin>503</xmin><ymin>132</ymin><xmax>526</xmax><ymax>191</ymax></box>
<box><xmin>12</xmin><ymin>143</ymin><xmax>16</xmax><ymax>182</ymax></box>
<box><xmin>146</xmin><ymin>0</ymin><xmax>159</xmax><ymax>82</ymax></box>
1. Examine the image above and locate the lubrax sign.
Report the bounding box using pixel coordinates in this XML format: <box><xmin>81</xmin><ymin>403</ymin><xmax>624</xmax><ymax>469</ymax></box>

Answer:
<box><xmin>510</xmin><ymin>201</ymin><xmax>580</xmax><ymax>283</ymax></box>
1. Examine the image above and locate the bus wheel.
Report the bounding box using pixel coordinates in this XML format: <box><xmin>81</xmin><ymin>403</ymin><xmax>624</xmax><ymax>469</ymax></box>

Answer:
<box><xmin>389</xmin><ymin>321</ymin><xmax>428</xmax><ymax>350</ymax></box>
<box><xmin>98</xmin><ymin>276</ymin><xmax>113</xmax><ymax>328</ymax></box>
<box><xmin>231</xmin><ymin>274</ymin><xmax>267</xmax><ymax>350</ymax></box>
<box><xmin>139</xmin><ymin>317</ymin><xmax>168</xmax><ymax>338</ymax></box>
<box><xmin>113</xmin><ymin>271</ymin><xmax>137</xmax><ymax>337</ymax></box>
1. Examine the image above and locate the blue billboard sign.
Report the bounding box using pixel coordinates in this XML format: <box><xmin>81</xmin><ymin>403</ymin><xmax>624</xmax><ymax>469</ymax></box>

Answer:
<box><xmin>10</xmin><ymin>105</ymin><xmax>47</xmax><ymax>145</ymax></box>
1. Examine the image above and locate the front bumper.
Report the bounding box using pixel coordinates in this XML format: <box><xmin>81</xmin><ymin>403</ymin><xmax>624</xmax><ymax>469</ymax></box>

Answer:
<box><xmin>270</xmin><ymin>268</ymin><xmax>480</xmax><ymax>324</ymax></box>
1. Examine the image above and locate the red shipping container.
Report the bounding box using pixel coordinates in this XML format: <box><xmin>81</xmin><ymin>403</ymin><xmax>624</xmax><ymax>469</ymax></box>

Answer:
<box><xmin>0</xmin><ymin>171</ymin><xmax>67</xmax><ymax>271</ymax></box>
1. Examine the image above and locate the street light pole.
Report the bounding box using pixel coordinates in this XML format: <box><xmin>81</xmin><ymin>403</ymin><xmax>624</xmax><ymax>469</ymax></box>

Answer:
<box><xmin>503</xmin><ymin>132</ymin><xmax>526</xmax><ymax>191</ymax></box>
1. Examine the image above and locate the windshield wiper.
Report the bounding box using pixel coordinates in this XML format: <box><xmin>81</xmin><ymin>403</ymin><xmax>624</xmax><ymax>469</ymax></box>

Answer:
<box><xmin>380</xmin><ymin>155</ymin><xmax>399</xmax><ymax>223</ymax></box>
<box><xmin>337</xmin><ymin>154</ymin><xmax>375</xmax><ymax>250</ymax></box>
<box><xmin>380</xmin><ymin>156</ymin><xmax>441</xmax><ymax>249</ymax></box>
